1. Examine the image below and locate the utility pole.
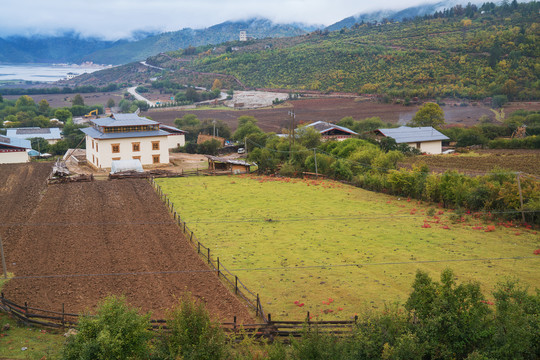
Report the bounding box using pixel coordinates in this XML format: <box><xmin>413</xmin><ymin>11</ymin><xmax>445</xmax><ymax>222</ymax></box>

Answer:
<box><xmin>212</xmin><ymin>120</ymin><xmax>216</xmax><ymax>138</ymax></box>
<box><xmin>244</xmin><ymin>137</ymin><xmax>247</xmax><ymax>155</ymax></box>
<box><xmin>0</xmin><ymin>236</ymin><xmax>7</xmax><ymax>279</ymax></box>
<box><xmin>288</xmin><ymin>110</ymin><xmax>296</xmax><ymax>146</ymax></box>
<box><xmin>313</xmin><ymin>149</ymin><xmax>318</xmax><ymax>179</ymax></box>
<box><xmin>516</xmin><ymin>172</ymin><xmax>525</xmax><ymax>223</ymax></box>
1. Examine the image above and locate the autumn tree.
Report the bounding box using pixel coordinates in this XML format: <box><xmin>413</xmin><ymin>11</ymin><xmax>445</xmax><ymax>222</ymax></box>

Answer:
<box><xmin>211</xmin><ymin>79</ymin><xmax>223</xmax><ymax>91</ymax></box>
<box><xmin>409</xmin><ymin>102</ymin><xmax>445</xmax><ymax>127</ymax></box>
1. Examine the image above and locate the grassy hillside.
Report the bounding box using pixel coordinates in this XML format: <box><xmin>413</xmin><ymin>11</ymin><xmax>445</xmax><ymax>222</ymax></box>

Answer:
<box><xmin>157</xmin><ymin>175</ymin><xmax>540</xmax><ymax>320</ymax></box>
<box><xmin>152</xmin><ymin>2</ymin><xmax>539</xmax><ymax>100</ymax></box>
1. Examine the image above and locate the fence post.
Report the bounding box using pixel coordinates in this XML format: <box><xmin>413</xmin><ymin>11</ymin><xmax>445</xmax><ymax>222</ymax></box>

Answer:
<box><xmin>233</xmin><ymin>316</ymin><xmax>237</xmax><ymax>332</ymax></box>
<box><xmin>235</xmin><ymin>276</ymin><xmax>238</xmax><ymax>294</ymax></box>
<box><xmin>24</xmin><ymin>301</ymin><xmax>28</xmax><ymax>323</ymax></box>
<box><xmin>0</xmin><ymin>235</ymin><xmax>7</xmax><ymax>279</ymax></box>
<box><xmin>517</xmin><ymin>172</ymin><xmax>525</xmax><ymax>223</ymax></box>
<box><xmin>62</xmin><ymin>303</ymin><xmax>65</xmax><ymax>329</ymax></box>
<box><xmin>217</xmin><ymin>257</ymin><xmax>220</xmax><ymax>276</ymax></box>
<box><xmin>207</xmin><ymin>248</ymin><xmax>210</xmax><ymax>264</ymax></box>
<box><xmin>256</xmin><ymin>294</ymin><xmax>260</xmax><ymax>317</ymax></box>
<box><xmin>190</xmin><ymin>231</ymin><xmax>193</xmax><ymax>242</ymax></box>
<box><xmin>197</xmin><ymin>242</ymin><xmax>200</xmax><ymax>254</ymax></box>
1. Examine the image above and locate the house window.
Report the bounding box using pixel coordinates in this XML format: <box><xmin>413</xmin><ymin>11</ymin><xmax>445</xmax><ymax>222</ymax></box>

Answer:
<box><xmin>152</xmin><ymin>155</ymin><xmax>160</xmax><ymax>164</ymax></box>
<box><xmin>152</xmin><ymin>141</ymin><xmax>160</xmax><ymax>150</ymax></box>
<box><xmin>111</xmin><ymin>144</ymin><xmax>120</xmax><ymax>153</ymax></box>
<box><xmin>96</xmin><ymin>143</ymin><xmax>98</xmax><ymax>152</ymax></box>
<box><xmin>91</xmin><ymin>139</ymin><xmax>94</xmax><ymax>149</ymax></box>
<box><xmin>112</xmin><ymin>157</ymin><xmax>121</xmax><ymax>161</ymax></box>
<box><xmin>416</xmin><ymin>142</ymin><xmax>421</xmax><ymax>149</ymax></box>
<box><xmin>132</xmin><ymin>142</ymin><xmax>140</xmax><ymax>152</ymax></box>
<box><xmin>92</xmin><ymin>155</ymin><xmax>95</xmax><ymax>164</ymax></box>
<box><xmin>132</xmin><ymin>156</ymin><xmax>141</xmax><ymax>160</ymax></box>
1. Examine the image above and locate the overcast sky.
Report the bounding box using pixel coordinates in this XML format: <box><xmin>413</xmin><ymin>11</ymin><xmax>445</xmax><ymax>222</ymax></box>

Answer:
<box><xmin>0</xmin><ymin>0</ymin><xmax>445</xmax><ymax>39</ymax></box>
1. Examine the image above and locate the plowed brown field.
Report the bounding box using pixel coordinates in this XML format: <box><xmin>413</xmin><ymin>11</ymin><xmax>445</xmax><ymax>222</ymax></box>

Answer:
<box><xmin>399</xmin><ymin>149</ymin><xmax>540</xmax><ymax>176</ymax></box>
<box><xmin>0</xmin><ymin>163</ymin><xmax>252</xmax><ymax>321</ymax></box>
<box><xmin>143</xmin><ymin>98</ymin><xmax>516</xmax><ymax>132</ymax></box>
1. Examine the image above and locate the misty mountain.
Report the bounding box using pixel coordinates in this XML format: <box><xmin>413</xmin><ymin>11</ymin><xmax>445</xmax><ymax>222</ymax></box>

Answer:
<box><xmin>82</xmin><ymin>18</ymin><xmax>318</xmax><ymax>65</ymax></box>
<box><xmin>326</xmin><ymin>0</ymin><xmax>462</xmax><ymax>30</ymax></box>
<box><xmin>0</xmin><ymin>34</ymin><xmax>126</xmax><ymax>64</ymax></box>
<box><xmin>0</xmin><ymin>19</ymin><xmax>318</xmax><ymax>65</ymax></box>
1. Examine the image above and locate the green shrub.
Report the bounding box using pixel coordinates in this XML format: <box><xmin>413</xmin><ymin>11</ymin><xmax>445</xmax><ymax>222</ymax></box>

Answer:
<box><xmin>160</xmin><ymin>293</ymin><xmax>227</xmax><ymax>360</ymax></box>
<box><xmin>62</xmin><ymin>296</ymin><xmax>151</xmax><ymax>360</ymax></box>
<box><xmin>405</xmin><ymin>269</ymin><xmax>492</xmax><ymax>359</ymax></box>
<box><xmin>279</xmin><ymin>162</ymin><xmax>297</xmax><ymax>177</ymax></box>
<box><xmin>488</xmin><ymin>281</ymin><xmax>540</xmax><ymax>360</ymax></box>
<box><xmin>330</xmin><ymin>159</ymin><xmax>353</xmax><ymax>180</ymax></box>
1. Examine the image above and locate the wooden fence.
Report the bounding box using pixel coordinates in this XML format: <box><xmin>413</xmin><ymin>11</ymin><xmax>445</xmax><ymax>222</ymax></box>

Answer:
<box><xmin>0</xmin><ymin>292</ymin><xmax>358</xmax><ymax>340</ymax></box>
<box><xmin>149</xmin><ymin>177</ymin><xmax>268</xmax><ymax>322</ymax></box>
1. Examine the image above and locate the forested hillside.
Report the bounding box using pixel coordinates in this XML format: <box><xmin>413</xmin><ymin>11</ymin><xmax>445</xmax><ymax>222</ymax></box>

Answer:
<box><xmin>152</xmin><ymin>2</ymin><xmax>539</xmax><ymax>100</ymax></box>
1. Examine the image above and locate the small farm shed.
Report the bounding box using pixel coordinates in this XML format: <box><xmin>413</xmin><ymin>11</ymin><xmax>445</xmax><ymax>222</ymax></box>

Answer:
<box><xmin>0</xmin><ymin>135</ymin><xmax>31</xmax><ymax>164</ymax></box>
<box><xmin>304</xmin><ymin>121</ymin><xmax>358</xmax><ymax>141</ymax></box>
<box><xmin>374</xmin><ymin>126</ymin><xmax>449</xmax><ymax>154</ymax></box>
<box><xmin>206</xmin><ymin>155</ymin><xmax>253</xmax><ymax>174</ymax></box>
<box><xmin>6</xmin><ymin>127</ymin><xmax>62</xmax><ymax>145</ymax></box>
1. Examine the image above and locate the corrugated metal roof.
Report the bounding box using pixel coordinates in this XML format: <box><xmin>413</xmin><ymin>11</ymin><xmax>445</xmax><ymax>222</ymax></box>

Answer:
<box><xmin>206</xmin><ymin>155</ymin><xmax>254</xmax><ymax>166</ymax></box>
<box><xmin>81</xmin><ymin>127</ymin><xmax>169</xmax><ymax>140</ymax></box>
<box><xmin>375</xmin><ymin>126</ymin><xmax>449</xmax><ymax>143</ymax></box>
<box><xmin>305</xmin><ymin>121</ymin><xmax>358</xmax><ymax>135</ymax></box>
<box><xmin>6</xmin><ymin>127</ymin><xmax>61</xmax><ymax>140</ymax></box>
<box><xmin>0</xmin><ymin>135</ymin><xmax>32</xmax><ymax>149</ymax></box>
<box><xmin>160</xmin><ymin>124</ymin><xmax>186</xmax><ymax>134</ymax></box>
<box><xmin>92</xmin><ymin>113</ymin><xmax>158</xmax><ymax>127</ymax></box>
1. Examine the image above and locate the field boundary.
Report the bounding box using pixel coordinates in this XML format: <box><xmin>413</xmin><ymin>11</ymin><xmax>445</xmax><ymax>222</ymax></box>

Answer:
<box><xmin>148</xmin><ymin>177</ymin><xmax>269</xmax><ymax>323</ymax></box>
<box><xmin>0</xmin><ymin>292</ymin><xmax>359</xmax><ymax>339</ymax></box>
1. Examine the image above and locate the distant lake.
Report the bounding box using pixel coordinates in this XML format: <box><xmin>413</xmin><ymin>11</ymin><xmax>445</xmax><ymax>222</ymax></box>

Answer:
<box><xmin>0</xmin><ymin>63</ymin><xmax>109</xmax><ymax>82</ymax></box>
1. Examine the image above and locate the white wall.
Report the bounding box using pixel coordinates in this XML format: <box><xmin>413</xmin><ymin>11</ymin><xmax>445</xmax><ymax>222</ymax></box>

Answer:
<box><xmin>85</xmin><ymin>135</ymin><xmax>169</xmax><ymax>168</ymax></box>
<box><xmin>406</xmin><ymin>140</ymin><xmax>442</xmax><ymax>154</ymax></box>
<box><xmin>167</xmin><ymin>134</ymin><xmax>185</xmax><ymax>149</ymax></box>
<box><xmin>0</xmin><ymin>150</ymin><xmax>30</xmax><ymax>164</ymax></box>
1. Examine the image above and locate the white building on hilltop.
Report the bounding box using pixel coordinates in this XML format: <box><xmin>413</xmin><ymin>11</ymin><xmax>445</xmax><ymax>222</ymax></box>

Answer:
<box><xmin>81</xmin><ymin>113</ymin><xmax>171</xmax><ymax>169</ymax></box>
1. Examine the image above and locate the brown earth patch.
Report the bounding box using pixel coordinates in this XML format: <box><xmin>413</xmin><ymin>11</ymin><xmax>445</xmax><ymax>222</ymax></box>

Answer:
<box><xmin>399</xmin><ymin>149</ymin><xmax>540</xmax><ymax>176</ymax></box>
<box><xmin>143</xmin><ymin>98</ymin><xmax>524</xmax><ymax>132</ymax></box>
<box><xmin>0</xmin><ymin>164</ymin><xmax>253</xmax><ymax>322</ymax></box>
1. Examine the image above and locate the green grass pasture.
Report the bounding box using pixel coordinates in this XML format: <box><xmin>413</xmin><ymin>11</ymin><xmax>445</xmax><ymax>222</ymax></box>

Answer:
<box><xmin>0</xmin><ymin>276</ymin><xmax>64</xmax><ymax>359</ymax></box>
<box><xmin>157</xmin><ymin>175</ymin><xmax>540</xmax><ymax>320</ymax></box>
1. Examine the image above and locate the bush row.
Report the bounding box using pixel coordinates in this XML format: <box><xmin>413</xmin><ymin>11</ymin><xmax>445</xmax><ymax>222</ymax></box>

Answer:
<box><xmin>61</xmin><ymin>270</ymin><xmax>540</xmax><ymax>360</ymax></box>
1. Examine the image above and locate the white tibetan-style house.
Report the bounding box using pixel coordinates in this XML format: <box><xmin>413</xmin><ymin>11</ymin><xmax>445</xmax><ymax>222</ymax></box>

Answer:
<box><xmin>0</xmin><ymin>135</ymin><xmax>32</xmax><ymax>164</ymax></box>
<box><xmin>81</xmin><ymin>113</ymin><xmax>170</xmax><ymax>169</ymax></box>
<box><xmin>374</xmin><ymin>126</ymin><xmax>449</xmax><ymax>154</ymax></box>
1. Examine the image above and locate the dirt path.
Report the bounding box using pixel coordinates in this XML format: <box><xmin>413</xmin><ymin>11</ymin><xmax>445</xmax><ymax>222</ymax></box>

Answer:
<box><xmin>0</xmin><ymin>164</ymin><xmax>253</xmax><ymax>322</ymax></box>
